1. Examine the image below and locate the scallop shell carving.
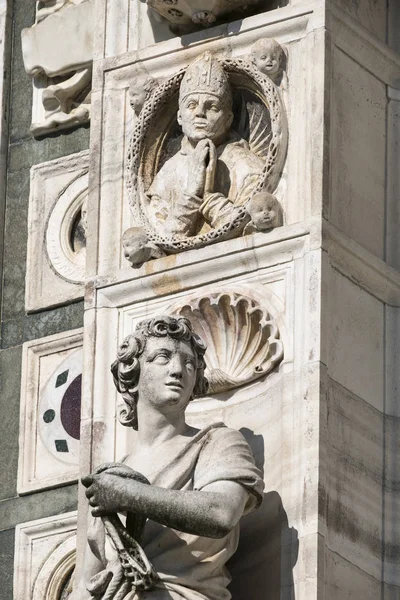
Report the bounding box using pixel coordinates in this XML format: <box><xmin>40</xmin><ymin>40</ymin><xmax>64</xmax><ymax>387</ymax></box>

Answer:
<box><xmin>171</xmin><ymin>292</ymin><xmax>284</xmax><ymax>394</ymax></box>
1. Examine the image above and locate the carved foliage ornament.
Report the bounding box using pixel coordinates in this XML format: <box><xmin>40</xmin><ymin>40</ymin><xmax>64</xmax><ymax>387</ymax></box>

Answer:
<box><xmin>126</xmin><ymin>50</ymin><xmax>288</xmax><ymax>262</ymax></box>
<box><xmin>169</xmin><ymin>292</ymin><xmax>284</xmax><ymax>393</ymax></box>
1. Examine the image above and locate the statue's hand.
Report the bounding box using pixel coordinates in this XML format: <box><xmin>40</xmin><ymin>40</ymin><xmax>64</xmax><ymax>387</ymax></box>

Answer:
<box><xmin>93</xmin><ymin>462</ymin><xmax>149</xmax><ymax>484</ymax></box>
<box><xmin>186</xmin><ymin>139</ymin><xmax>210</xmax><ymax>198</ymax></box>
<box><xmin>204</xmin><ymin>140</ymin><xmax>217</xmax><ymax>195</ymax></box>
<box><xmin>82</xmin><ymin>470</ymin><xmax>134</xmax><ymax>516</ymax></box>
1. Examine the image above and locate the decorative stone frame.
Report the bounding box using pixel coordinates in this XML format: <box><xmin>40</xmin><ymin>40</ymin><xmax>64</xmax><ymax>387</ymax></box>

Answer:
<box><xmin>14</xmin><ymin>512</ymin><xmax>77</xmax><ymax>600</ymax></box>
<box><xmin>126</xmin><ymin>56</ymin><xmax>288</xmax><ymax>252</ymax></box>
<box><xmin>18</xmin><ymin>328</ymin><xmax>83</xmax><ymax>494</ymax></box>
<box><xmin>45</xmin><ymin>173</ymin><xmax>88</xmax><ymax>283</ymax></box>
<box><xmin>26</xmin><ymin>150</ymin><xmax>89</xmax><ymax>312</ymax></box>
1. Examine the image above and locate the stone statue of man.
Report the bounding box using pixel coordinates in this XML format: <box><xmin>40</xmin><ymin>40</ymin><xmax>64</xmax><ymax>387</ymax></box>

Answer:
<box><xmin>71</xmin><ymin>316</ymin><xmax>263</xmax><ymax>599</ymax></box>
<box><xmin>147</xmin><ymin>52</ymin><xmax>264</xmax><ymax>238</ymax></box>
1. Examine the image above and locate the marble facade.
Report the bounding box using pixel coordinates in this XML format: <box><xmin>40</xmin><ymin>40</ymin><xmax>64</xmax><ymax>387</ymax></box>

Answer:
<box><xmin>6</xmin><ymin>0</ymin><xmax>400</xmax><ymax>598</ymax></box>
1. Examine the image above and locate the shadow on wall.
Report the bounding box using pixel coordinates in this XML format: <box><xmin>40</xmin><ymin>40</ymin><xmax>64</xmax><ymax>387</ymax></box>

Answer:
<box><xmin>227</xmin><ymin>428</ymin><xmax>299</xmax><ymax>600</ymax></box>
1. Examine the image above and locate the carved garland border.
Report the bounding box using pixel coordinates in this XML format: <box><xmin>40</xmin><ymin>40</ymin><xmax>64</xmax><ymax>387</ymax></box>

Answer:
<box><xmin>126</xmin><ymin>57</ymin><xmax>288</xmax><ymax>252</ymax></box>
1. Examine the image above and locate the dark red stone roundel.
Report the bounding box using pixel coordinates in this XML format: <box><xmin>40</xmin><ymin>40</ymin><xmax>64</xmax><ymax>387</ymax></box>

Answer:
<box><xmin>60</xmin><ymin>374</ymin><xmax>82</xmax><ymax>441</ymax></box>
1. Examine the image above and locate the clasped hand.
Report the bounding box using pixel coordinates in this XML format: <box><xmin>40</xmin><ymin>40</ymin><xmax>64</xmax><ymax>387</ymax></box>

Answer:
<box><xmin>186</xmin><ymin>139</ymin><xmax>217</xmax><ymax>198</ymax></box>
<box><xmin>82</xmin><ymin>463</ymin><xmax>143</xmax><ymax>517</ymax></box>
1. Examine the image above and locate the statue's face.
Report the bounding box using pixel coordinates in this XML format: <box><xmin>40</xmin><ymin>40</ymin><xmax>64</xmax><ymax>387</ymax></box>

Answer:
<box><xmin>137</xmin><ymin>336</ymin><xmax>197</xmax><ymax>412</ymax></box>
<box><xmin>123</xmin><ymin>235</ymin><xmax>150</xmax><ymax>268</ymax></box>
<box><xmin>254</xmin><ymin>44</ymin><xmax>281</xmax><ymax>76</ymax></box>
<box><xmin>178</xmin><ymin>93</ymin><xmax>233</xmax><ymax>143</ymax></box>
<box><xmin>129</xmin><ymin>79</ymin><xmax>147</xmax><ymax>113</ymax></box>
<box><xmin>249</xmin><ymin>195</ymin><xmax>279</xmax><ymax>230</ymax></box>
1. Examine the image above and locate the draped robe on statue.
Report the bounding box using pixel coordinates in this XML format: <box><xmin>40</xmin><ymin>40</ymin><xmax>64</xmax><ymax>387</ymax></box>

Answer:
<box><xmin>91</xmin><ymin>423</ymin><xmax>264</xmax><ymax>600</ymax></box>
<box><xmin>147</xmin><ymin>134</ymin><xmax>264</xmax><ymax>238</ymax></box>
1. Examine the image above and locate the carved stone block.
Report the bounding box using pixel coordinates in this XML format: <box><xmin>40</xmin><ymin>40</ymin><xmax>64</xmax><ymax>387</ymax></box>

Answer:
<box><xmin>18</xmin><ymin>329</ymin><xmax>83</xmax><ymax>493</ymax></box>
<box><xmin>26</xmin><ymin>151</ymin><xmax>89</xmax><ymax>311</ymax></box>
<box><xmin>125</xmin><ymin>50</ymin><xmax>288</xmax><ymax>267</ymax></box>
<box><xmin>21</xmin><ymin>1</ymin><xmax>93</xmax><ymax>135</ymax></box>
<box><xmin>14</xmin><ymin>512</ymin><xmax>77</xmax><ymax>600</ymax></box>
<box><xmin>146</xmin><ymin>0</ymin><xmax>262</xmax><ymax>27</ymax></box>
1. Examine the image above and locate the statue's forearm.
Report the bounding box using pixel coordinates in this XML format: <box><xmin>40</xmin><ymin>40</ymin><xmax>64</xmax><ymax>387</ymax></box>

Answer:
<box><xmin>113</xmin><ymin>478</ymin><xmax>244</xmax><ymax>539</ymax></box>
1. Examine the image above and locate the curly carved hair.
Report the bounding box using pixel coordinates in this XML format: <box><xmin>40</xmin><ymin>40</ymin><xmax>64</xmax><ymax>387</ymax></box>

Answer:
<box><xmin>111</xmin><ymin>316</ymin><xmax>208</xmax><ymax>429</ymax></box>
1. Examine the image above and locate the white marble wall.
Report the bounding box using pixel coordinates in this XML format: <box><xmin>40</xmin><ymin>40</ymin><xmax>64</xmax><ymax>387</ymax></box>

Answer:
<box><xmin>320</xmin><ymin>4</ymin><xmax>400</xmax><ymax>594</ymax></box>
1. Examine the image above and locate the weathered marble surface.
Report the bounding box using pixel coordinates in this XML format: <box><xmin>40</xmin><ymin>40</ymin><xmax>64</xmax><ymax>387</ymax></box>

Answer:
<box><xmin>18</xmin><ymin>329</ymin><xmax>83</xmax><ymax>494</ymax></box>
<box><xmin>21</xmin><ymin>1</ymin><xmax>93</xmax><ymax>135</ymax></box>
<box><xmin>26</xmin><ymin>151</ymin><xmax>89</xmax><ymax>311</ymax></box>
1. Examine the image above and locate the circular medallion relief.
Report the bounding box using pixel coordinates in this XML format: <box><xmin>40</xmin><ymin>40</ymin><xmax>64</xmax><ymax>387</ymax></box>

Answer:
<box><xmin>126</xmin><ymin>53</ymin><xmax>287</xmax><ymax>254</ymax></box>
<box><xmin>38</xmin><ymin>348</ymin><xmax>82</xmax><ymax>465</ymax></box>
<box><xmin>45</xmin><ymin>171</ymin><xmax>88</xmax><ymax>283</ymax></box>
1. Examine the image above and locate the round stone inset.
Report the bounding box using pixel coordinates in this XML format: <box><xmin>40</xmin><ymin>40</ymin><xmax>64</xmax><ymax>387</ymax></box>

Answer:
<box><xmin>60</xmin><ymin>374</ymin><xmax>82</xmax><ymax>441</ymax></box>
<box><xmin>38</xmin><ymin>347</ymin><xmax>82</xmax><ymax>466</ymax></box>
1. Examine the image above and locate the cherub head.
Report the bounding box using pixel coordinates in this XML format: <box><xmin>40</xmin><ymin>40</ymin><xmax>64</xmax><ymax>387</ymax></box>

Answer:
<box><xmin>251</xmin><ymin>38</ymin><xmax>284</xmax><ymax>79</ymax></box>
<box><xmin>247</xmin><ymin>191</ymin><xmax>283</xmax><ymax>231</ymax></box>
<box><xmin>111</xmin><ymin>316</ymin><xmax>209</xmax><ymax>429</ymax></box>
<box><xmin>129</xmin><ymin>73</ymin><xmax>156</xmax><ymax>115</ymax></box>
<box><xmin>122</xmin><ymin>227</ymin><xmax>152</xmax><ymax>268</ymax></box>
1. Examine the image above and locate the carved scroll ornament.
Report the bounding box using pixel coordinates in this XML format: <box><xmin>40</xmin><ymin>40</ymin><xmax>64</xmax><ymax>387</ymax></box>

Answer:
<box><xmin>125</xmin><ymin>49</ymin><xmax>288</xmax><ymax>267</ymax></box>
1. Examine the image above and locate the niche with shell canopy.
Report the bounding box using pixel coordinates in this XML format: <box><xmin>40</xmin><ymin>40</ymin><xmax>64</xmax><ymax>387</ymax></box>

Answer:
<box><xmin>168</xmin><ymin>291</ymin><xmax>284</xmax><ymax>394</ymax></box>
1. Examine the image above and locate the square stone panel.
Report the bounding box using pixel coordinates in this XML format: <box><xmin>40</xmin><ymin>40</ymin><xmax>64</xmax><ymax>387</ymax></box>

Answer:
<box><xmin>26</xmin><ymin>150</ymin><xmax>89</xmax><ymax>312</ymax></box>
<box><xmin>330</xmin><ymin>47</ymin><xmax>386</xmax><ymax>259</ymax></box>
<box><xmin>327</xmin><ymin>268</ymin><xmax>384</xmax><ymax>411</ymax></box>
<box><xmin>18</xmin><ymin>328</ymin><xmax>83</xmax><ymax>494</ymax></box>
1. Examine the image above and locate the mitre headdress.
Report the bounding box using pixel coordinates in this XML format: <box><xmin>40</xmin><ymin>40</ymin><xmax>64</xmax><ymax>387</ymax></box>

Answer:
<box><xmin>179</xmin><ymin>52</ymin><xmax>232</xmax><ymax>105</ymax></box>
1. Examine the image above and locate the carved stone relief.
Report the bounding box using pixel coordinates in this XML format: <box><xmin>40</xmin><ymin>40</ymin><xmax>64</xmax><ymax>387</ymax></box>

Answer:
<box><xmin>125</xmin><ymin>48</ymin><xmax>287</xmax><ymax>268</ymax></box>
<box><xmin>45</xmin><ymin>177</ymin><xmax>88</xmax><ymax>283</ymax></box>
<box><xmin>26</xmin><ymin>151</ymin><xmax>89</xmax><ymax>311</ymax></box>
<box><xmin>145</xmin><ymin>0</ymin><xmax>262</xmax><ymax>28</ymax></box>
<box><xmin>36</xmin><ymin>0</ymin><xmax>88</xmax><ymax>23</ymax></box>
<box><xmin>14</xmin><ymin>512</ymin><xmax>77</xmax><ymax>600</ymax></box>
<box><xmin>32</xmin><ymin>536</ymin><xmax>75</xmax><ymax>600</ymax></box>
<box><xmin>251</xmin><ymin>37</ymin><xmax>288</xmax><ymax>85</ymax></box>
<box><xmin>21</xmin><ymin>1</ymin><xmax>93</xmax><ymax>135</ymax></box>
<box><xmin>128</xmin><ymin>66</ymin><xmax>158</xmax><ymax>116</ymax></box>
<box><xmin>168</xmin><ymin>291</ymin><xmax>284</xmax><ymax>393</ymax></box>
